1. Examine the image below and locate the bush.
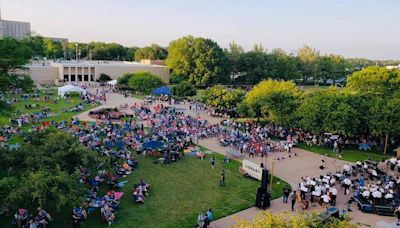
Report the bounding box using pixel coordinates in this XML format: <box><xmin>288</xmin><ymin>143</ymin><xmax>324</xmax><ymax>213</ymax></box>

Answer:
<box><xmin>128</xmin><ymin>71</ymin><xmax>165</xmax><ymax>94</ymax></box>
<box><xmin>172</xmin><ymin>81</ymin><xmax>197</xmax><ymax>97</ymax></box>
<box><xmin>98</xmin><ymin>73</ymin><xmax>112</xmax><ymax>82</ymax></box>
<box><xmin>117</xmin><ymin>73</ymin><xmax>133</xmax><ymax>86</ymax></box>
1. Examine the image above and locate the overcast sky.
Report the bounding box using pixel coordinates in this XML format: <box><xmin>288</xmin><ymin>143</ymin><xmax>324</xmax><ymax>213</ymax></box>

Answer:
<box><xmin>1</xmin><ymin>0</ymin><xmax>399</xmax><ymax>60</ymax></box>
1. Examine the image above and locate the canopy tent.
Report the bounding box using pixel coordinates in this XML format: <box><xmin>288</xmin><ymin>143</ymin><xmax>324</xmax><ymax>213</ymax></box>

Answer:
<box><xmin>152</xmin><ymin>86</ymin><xmax>171</xmax><ymax>96</ymax></box>
<box><xmin>107</xmin><ymin>80</ymin><xmax>117</xmax><ymax>86</ymax></box>
<box><xmin>58</xmin><ymin>84</ymin><xmax>87</xmax><ymax>97</ymax></box>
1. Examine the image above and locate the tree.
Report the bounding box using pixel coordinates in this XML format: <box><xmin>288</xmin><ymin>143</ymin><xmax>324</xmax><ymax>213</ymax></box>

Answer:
<box><xmin>43</xmin><ymin>38</ymin><xmax>63</xmax><ymax>59</ymax></box>
<box><xmin>368</xmin><ymin>96</ymin><xmax>400</xmax><ymax>153</ymax></box>
<box><xmin>297</xmin><ymin>45</ymin><xmax>320</xmax><ymax>83</ymax></box>
<box><xmin>128</xmin><ymin>71</ymin><xmax>165</xmax><ymax>94</ymax></box>
<box><xmin>0</xmin><ymin>130</ymin><xmax>98</xmax><ymax>212</ymax></box>
<box><xmin>233</xmin><ymin>211</ymin><xmax>355</xmax><ymax>228</ymax></box>
<box><xmin>117</xmin><ymin>73</ymin><xmax>133</xmax><ymax>86</ymax></box>
<box><xmin>225</xmin><ymin>41</ymin><xmax>244</xmax><ymax>80</ymax></box>
<box><xmin>318</xmin><ymin>54</ymin><xmax>347</xmax><ymax>84</ymax></box>
<box><xmin>126</xmin><ymin>47</ymin><xmax>139</xmax><ymax>61</ymax></box>
<box><xmin>236</xmin><ymin>51</ymin><xmax>268</xmax><ymax>85</ymax></box>
<box><xmin>245</xmin><ymin>79</ymin><xmax>302</xmax><ymax>126</ymax></box>
<box><xmin>298</xmin><ymin>90</ymin><xmax>361</xmax><ymax>141</ymax></box>
<box><xmin>169</xmin><ymin>72</ymin><xmax>188</xmax><ymax>84</ymax></box>
<box><xmin>88</xmin><ymin>42</ymin><xmax>127</xmax><ymax>60</ymax></box>
<box><xmin>21</xmin><ymin>36</ymin><xmax>45</xmax><ymax>57</ymax></box>
<box><xmin>265</xmin><ymin>48</ymin><xmax>301</xmax><ymax>81</ymax></box>
<box><xmin>172</xmin><ymin>81</ymin><xmax>197</xmax><ymax>97</ymax></box>
<box><xmin>98</xmin><ymin>73</ymin><xmax>112</xmax><ymax>82</ymax></box>
<box><xmin>166</xmin><ymin>36</ymin><xmax>229</xmax><ymax>85</ymax></box>
<box><xmin>0</xmin><ymin>38</ymin><xmax>34</xmax><ymax>96</ymax></box>
<box><xmin>199</xmin><ymin>85</ymin><xmax>245</xmax><ymax>111</ymax></box>
<box><xmin>346</xmin><ymin>66</ymin><xmax>400</xmax><ymax>96</ymax></box>
<box><xmin>134</xmin><ymin>44</ymin><xmax>168</xmax><ymax>61</ymax></box>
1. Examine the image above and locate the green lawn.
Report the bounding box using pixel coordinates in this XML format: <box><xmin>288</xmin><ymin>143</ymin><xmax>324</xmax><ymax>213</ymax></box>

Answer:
<box><xmin>0</xmin><ymin>89</ymin><xmax>99</xmax><ymax>143</ymax></box>
<box><xmin>296</xmin><ymin>142</ymin><xmax>390</xmax><ymax>163</ymax></box>
<box><xmin>0</xmin><ymin>152</ymin><xmax>286</xmax><ymax>228</ymax></box>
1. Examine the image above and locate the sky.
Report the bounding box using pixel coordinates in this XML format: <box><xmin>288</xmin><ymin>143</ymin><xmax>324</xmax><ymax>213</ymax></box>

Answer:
<box><xmin>1</xmin><ymin>0</ymin><xmax>400</xmax><ymax>60</ymax></box>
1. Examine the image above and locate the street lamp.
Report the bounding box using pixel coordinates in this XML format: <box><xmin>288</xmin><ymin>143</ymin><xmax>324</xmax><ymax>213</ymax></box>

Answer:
<box><xmin>75</xmin><ymin>43</ymin><xmax>78</xmax><ymax>61</ymax></box>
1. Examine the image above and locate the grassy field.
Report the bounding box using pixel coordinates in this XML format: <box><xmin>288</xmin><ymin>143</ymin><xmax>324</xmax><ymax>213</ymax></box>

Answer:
<box><xmin>0</xmin><ymin>90</ymin><xmax>98</xmax><ymax>144</ymax></box>
<box><xmin>0</xmin><ymin>152</ymin><xmax>287</xmax><ymax>228</ymax></box>
<box><xmin>296</xmin><ymin>142</ymin><xmax>390</xmax><ymax>163</ymax></box>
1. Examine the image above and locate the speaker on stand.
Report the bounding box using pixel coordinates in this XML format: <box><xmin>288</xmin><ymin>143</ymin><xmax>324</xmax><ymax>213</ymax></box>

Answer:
<box><xmin>256</xmin><ymin>168</ymin><xmax>271</xmax><ymax>209</ymax></box>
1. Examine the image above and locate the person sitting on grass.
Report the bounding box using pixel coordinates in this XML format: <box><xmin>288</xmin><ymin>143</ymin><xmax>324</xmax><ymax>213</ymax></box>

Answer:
<box><xmin>101</xmin><ymin>204</ymin><xmax>115</xmax><ymax>225</ymax></box>
<box><xmin>37</xmin><ymin>207</ymin><xmax>52</xmax><ymax>225</ymax></box>
<box><xmin>14</xmin><ymin>208</ymin><xmax>29</xmax><ymax>227</ymax></box>
<box><xmin>133</xmin><ymin>187</ymin><xmax>145</xmax><ymax>204</ymax></box>
<box><xmin>72</xmin><ymin>207</ymin><xmax>87</xmax><ymax>228</ymax></box>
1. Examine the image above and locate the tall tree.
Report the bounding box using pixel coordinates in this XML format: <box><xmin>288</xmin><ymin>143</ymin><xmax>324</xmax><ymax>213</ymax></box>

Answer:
<box><xmin>266</xmin><ymin>48</ymin><xmax>301</xmax><ymax>81</ymax></box>
<box><xmin>166</xmin><ymin>36</ymin><xmax>229</xmax><ymax>85</ymax></box>
<box><xmin>134</xmin><ymin>44</ymin><xmax>168</xmax><ymax>61</ymax></box>
<box><xmin>225</xmin><ymin>41</ymin><xmax>244</xmax><ymax>80</ymax></box>
<box><xmin>346</xmin><ymin>66</ymin><xmax>400</xmax><ymax>96</ymax></box>
<box><xmin>43</xmin><ymin>38</ymin><xmax>63</xmax><ymax>59</ymax></box>
<box><xmin>0</xmin><ymin>38</ymin><xmax>34</xmax><ymax>96</ymax></box>
<box><xmin>245</xmin><ymin>79</ymin><xmax>302</xmax><ymax>125</ymax></box>
<box><xmin>236</xmin><ymin>51</ymin><xmax>268</xmax><ymax>85</ymax></box>
<box><xmin>298</xmin><ymin>90</ymin><xmax>361</xmax><ymax>140</ymax></box>
<box><xmin>297</xmin><ymin>45</ymin><xmax>320</xmax><ymax>83</ymax></box>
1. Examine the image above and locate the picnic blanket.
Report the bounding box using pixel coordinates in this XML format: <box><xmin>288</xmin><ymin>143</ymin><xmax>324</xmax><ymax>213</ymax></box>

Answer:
<box><xmin>117</xmin><ymin>180</ymin><xmax>128</xmax><ymax>187</ymax></box>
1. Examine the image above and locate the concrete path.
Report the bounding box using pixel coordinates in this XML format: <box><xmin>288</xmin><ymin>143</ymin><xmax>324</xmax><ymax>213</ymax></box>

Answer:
<box><xmin>75</xmin><ymin>91</ymin><xmax>397</xmax><ymax>227</ymax></box>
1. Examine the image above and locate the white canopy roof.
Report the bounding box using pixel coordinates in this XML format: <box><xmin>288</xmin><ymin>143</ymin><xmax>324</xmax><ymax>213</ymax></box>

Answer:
<box><xmin>107</xmin><ymin>80</ymin><xmax>117</xmax><ymax>86</ymax></box>
<box><xmin>58</xmin><ymin>84</ymin><xmax>87</xmax><ymax>97</ymax></box>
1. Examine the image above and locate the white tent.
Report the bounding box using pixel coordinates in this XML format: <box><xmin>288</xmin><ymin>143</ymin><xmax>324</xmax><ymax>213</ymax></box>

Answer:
<box><xmin>107</xmin><ymin>80</ymin><xmax>117</xmax><ymax>86</ymax></box>
<box><xmin>58</xmin><ymin>84</ymin><xmax>87</xmax><ymax>97</ymax></box>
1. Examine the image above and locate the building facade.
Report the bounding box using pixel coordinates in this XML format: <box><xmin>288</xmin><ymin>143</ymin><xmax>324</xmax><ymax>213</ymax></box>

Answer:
<box><xmin>26</xmin><ymin>60</ymin><xmax>170</xmax><ymax>85</ymax></box>
<box><xmin>0</xmin><ymin>19</ymin><xmax>30</xmax><ymax>39</ymax></box>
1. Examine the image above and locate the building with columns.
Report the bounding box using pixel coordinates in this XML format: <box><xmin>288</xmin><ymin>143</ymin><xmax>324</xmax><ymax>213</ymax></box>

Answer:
<box><xmin>26</xmin><ymin>60</ymin><xmax>170</xmax><ymax>85</ymax></box>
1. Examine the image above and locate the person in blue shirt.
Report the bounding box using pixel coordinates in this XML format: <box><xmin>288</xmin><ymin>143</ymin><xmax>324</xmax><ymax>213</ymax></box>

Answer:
<box><xmin>206</xmin><ymin>208</ymin><xmax>213</xmax><ymax>223</ymax></box>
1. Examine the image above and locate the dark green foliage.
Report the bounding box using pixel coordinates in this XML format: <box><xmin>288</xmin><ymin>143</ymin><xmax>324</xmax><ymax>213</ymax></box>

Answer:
<box><xmin>134</xmin><ymin>44</ymin><xmax>168</xmax><ymax>61</ymax></box>
<box><xmin>98</xmin><ymin>73</ymin><xmax>112</xmax><ymax>82</ymax></box>
<box><xmin>128</xmin><ymin>72</ymin><xmax>165</xmax><ymax>94</ymax></box>
<box><xmin>0</xmin><ymin>130</ymin><xmax>98</xmax><ymax>212</ymax></box>
<box><xmin>172</xmin><ymin>81</ymin><xmax>197</xmax><ymax>97</ymax></box>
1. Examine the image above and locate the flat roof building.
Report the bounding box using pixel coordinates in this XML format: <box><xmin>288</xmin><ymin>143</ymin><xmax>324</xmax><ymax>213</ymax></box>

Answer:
<box><xmin>26</xmin><ymin>60</ymin><xmax>170</xmax><ymax>85</ymax></box>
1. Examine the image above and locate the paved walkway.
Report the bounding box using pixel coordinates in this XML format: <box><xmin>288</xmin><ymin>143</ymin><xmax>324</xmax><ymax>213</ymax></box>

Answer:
<box><xmin>75</xmin><ymin>91</ymin><xmax>397</xmax><ymax>227</ymax></box>
<box><xmin>198</xmin><ymin>138</ymin><xmax>395</xmax><ymax>227</ymax></box>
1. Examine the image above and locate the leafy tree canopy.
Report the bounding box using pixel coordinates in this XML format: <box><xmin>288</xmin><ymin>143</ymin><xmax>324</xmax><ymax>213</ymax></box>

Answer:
<box><xmin>245</xmin><ymin>79</ymin><xmax>302</xmax><ymax>126</ymax></box>
<box><xmin>134</xmin><ymin>44</ymin><xmax>168</xmax><ymax>61</ymax></box>
<box><xmin>166</xmin><ymin>36</ymin><xmax>229</xmax><ymax>85</ymax></box>
<box><xmin>128</xmin><ymin>71</ymin><xmax>165</xmax><ymax>94</ymax></box>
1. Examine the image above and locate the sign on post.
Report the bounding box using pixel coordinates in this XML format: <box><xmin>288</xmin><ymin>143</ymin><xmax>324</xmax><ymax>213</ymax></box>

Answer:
<box><xmin>242</xmin><ymin>159</ymin><xmax>262</xmax><ymax>181</ymax></box>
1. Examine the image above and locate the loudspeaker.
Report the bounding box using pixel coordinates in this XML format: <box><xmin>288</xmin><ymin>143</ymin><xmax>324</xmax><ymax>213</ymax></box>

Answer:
<box><xmin>256</xmin><ymin>187</ymin><xmax>271</xmax><ymax>209</ymax></box>
<box><xmin>261</xmin><ymin>169</ymin><xmax>269</xmax><ymax>190</ymax></box>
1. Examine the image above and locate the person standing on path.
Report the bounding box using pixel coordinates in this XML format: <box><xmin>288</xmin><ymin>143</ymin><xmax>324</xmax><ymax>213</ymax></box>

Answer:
<box><xmin>220</xmin><ymin>170</ymin><xmax>225</xmax><ymax>187</ymax></box>
<box><xmin>210</xmin><ymin>156</ymin><xmax>216</xmax><ymax>170</ymax></box>
<box><xmin>290</xmin><ymin>190</ymin><xmax>297</xmax><ymax>211</ymax></box>
<box><xmin>283</xmin><ymin>186</ymin><xmax>291</xmax><ymax>203</ymax></box>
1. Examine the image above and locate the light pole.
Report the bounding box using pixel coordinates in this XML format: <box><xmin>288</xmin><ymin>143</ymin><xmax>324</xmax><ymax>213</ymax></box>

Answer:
<box><xmin>75</xmin><ymin>43</ymin><xmax>78</xmax><ymax>61</ymax></box>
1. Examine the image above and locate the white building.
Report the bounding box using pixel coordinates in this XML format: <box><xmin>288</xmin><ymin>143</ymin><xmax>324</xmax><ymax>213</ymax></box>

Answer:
<box><xmin>26</xmin><ymin>60</ymin><xmax>170</xmax><ymax>85</ymax></box>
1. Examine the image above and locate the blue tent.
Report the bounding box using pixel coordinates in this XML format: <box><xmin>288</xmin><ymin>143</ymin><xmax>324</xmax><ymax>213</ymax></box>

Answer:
<box><xmin>152</xmin><ymin>86</ymin><xmax>172</xmax><ymax>96</ymax></box>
